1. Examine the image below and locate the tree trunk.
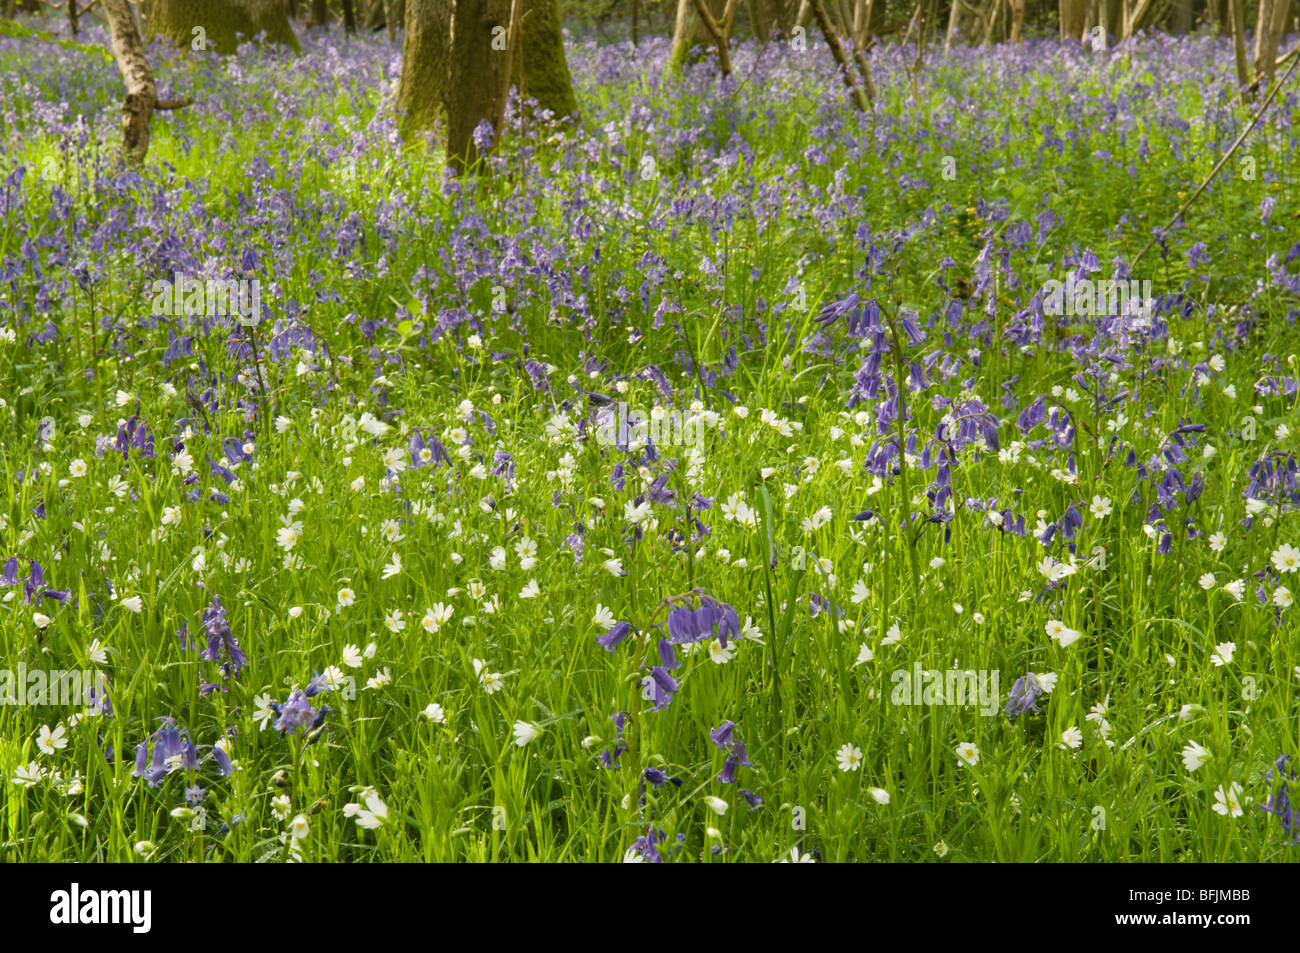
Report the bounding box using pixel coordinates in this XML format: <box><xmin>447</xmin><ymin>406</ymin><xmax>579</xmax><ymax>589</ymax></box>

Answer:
<box><xmin>669</xmin><ymin>0</ymin><xmax>730</xmax><ymax>70</ymax></box>
<box><xmin>1228</xmin><ymin>0</ymin><xmax>1250</xmax><ymax>97</ymax></box>
<box><xmin>103</xmin><ymin>0</ymin><xmax>191</xmax><ymax>163</ymax></box>
<box><xmin>446</xmin><ymin>0</ymin><xmax>511</xmax><ymax>172</ymax></box>
<box><xmin>148</xmin><ymin>0</ymin><xmax>300</xmax><ymax>54</ymax></box>
<box><xmin>68</xmin><ymin>0</ymin><xmax>79</xmax><ymax>36</ymax></box>
<box><xmin>309</xmin><ymin>0</ymin><xmax>328</xmax><ymax>25</ymax></box>
<box><xmin>342</xmin><ymin>0</ymin><xmax>356</xmax><ymax>30</ymax></box>
<box><xmin>514</xmin><ymin>0</ymin><xmax>578</xmax><ymax>118</ymax></box>
<box><xmin>1060</xmin><ymin>0</ymin><xmax>1087</xmax><ymax>37</ymax></box>
<box><xmin>1008</xmin><ymin>0</ymin><xmax>1025</xmax><ymax>38</ymax></box>
<box><xmin>1253</xmin><ymin>0</ymin><xmax>1293</xmax><ymax>90</ymax></box>
<box><xmin>397</xmin><ymin>0</ymin><xmax>451</xmax><ymax>132</ymax></box>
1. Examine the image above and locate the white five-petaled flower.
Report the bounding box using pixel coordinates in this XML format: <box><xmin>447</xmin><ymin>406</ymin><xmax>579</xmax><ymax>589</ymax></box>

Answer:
<box><xmin>1211</xmin><ymin>782</ymin><xmax>1246</xmax><ymax>818</ymax></box>
<box><xmin>955</xmin><ymin>742</ymin><xmax>979</xmax><ymax>766</ymax></box>
<box><xmin>1181</xmin><ymin>741</ymin><xmax>1211</xmax><ymax>771</ymax></box>
<box><xmin>37</xmin><ymin>724</ymin><xmax>67</xmax><ymax>756</ymax></box>
<box><xmin>120</xmin><ymin>595</ymin><xmax>143</xmax><ymax>614</ymax></box>
<box><xmin>593</xmin><ymin>603</ymin><xmax>616</xmax><ymax>631</ymax></box>
<box><xmin>422</xmin><ymin>603</ymin><xmax>454</xmax><ymax>633</ymax></box>
<box><xmin>512</xmin><ymin>720</ymin><xmax>542</xmax><ymax>747</ymax></box>
<box><xmin>1211</xmin><ymin>641</ymin><xmax>1236</xmax><ymax>667</ymax></box>
<box><xmin>836</xmin><ymin>743</ymin><xmax>863</xmax><ymax>772</ymax></box>
<box><xmin>1059</xmin><ymin>726</ymin><xmax>1083</xmax><ymax>750</ymax></box>
<box><xmin>474</xmin><ymin>659</ymin><xmax>504</xmax><ymax>694</ymax></box>
<box><xmin>1271</xmin><ymin>543</ymin><xmax>1300</xmax><ymax>574</ymax></box>
<box><xmin>1045</xmin><ymin>619</ymin><xmax>1082</xmax><ymax>647</ymax></box>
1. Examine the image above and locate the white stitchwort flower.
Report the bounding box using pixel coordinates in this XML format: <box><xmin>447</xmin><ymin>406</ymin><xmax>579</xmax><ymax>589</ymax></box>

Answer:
<box><xmin>1181</xmin><ymin>741</ymin><xmax>1211</xmax><ymax>771</ymax></box>
<box><xmin>836</xmin><ymin>743</ymin><xmax>863</xmax><ymax>772</ymax></box>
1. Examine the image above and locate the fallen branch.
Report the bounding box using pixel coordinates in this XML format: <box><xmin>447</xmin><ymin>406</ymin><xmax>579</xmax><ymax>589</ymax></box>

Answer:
<box><xmin>1133</xmin><ymin>53</ymin><xmax>1300</xmax><ymax>265</ymax></box>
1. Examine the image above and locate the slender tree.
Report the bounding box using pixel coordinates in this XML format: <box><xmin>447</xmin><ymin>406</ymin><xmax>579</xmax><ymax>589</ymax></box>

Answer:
<box><xmin>103</xmin><ymin>0</ymin><xmax>192</xmax><ymax>163</ymax></box>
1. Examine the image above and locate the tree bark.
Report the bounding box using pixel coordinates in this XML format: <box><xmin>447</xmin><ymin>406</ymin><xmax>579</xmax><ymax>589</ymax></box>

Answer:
<box><xmin>1008</xmin><ymin>0</ymin><xmax>1025</xmax><ymax>39</ymax></box>
<box><xmin>1253</xmin><ymin>0</ymin><xmax>1293</xmax><ymax>90</ymax></box>
<box><xmin>148</xmin><ymin>0</ymin><xmax>300</xmax><ymax>54</ymax></box>
<box><xmin>1228</xmin><ymin>0</ymin><xmax>1250</xmax><ymax>97</ymax></box>
<box><xmin>809</xmin><ymin>0</ymin><xmax>869</xmax><ymax>109</ymax></box>
<box><xmin>446</xmin><ymin>0</ymin><xmax>511</xmax><ymax>171</ymax></box>
<box><xmin>669</xmin><ymin>0</ymin><xmax>730</xmax><ymax>70</ymax></box>
<box><xmin>1060</xmin><ymin>0</ymin><xmax>1087</xmax><ymax>37</ymax></box>
<box><xmin>309</xmin><ymin>0</ymin><xmax>327</xmax><ymax>25</ymax></box>
<box><xmin>342</xmin><ymin>0</ymin><xmax>356</xmax><ymax>31</ymax></box>
<box><xmin>514</xmin><ymin>0</ymin><xmax>578</xmax><ymax>118</ymax></box>
<box><xmin>103</xmin><ymin>0</ymin><xmax>192</xmax><ymax>163</ymax></box>
<box><xmin>396</xmin><ymin>0</ymin><xmax>451</xmax><ymax>132</ymax></box>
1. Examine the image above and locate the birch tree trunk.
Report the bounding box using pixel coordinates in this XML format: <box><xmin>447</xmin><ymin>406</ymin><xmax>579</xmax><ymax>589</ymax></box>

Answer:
<box><xmin>103</xmin><ymin>0</ymin><xmax>192</xmax><ymax>163</ymax></box>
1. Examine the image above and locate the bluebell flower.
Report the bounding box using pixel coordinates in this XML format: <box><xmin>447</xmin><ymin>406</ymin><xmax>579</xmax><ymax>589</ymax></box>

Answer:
<box><xmin>1004</xmin><ymin>674</ymin><xmax>1043</xmax><ymax>717</ymax></box>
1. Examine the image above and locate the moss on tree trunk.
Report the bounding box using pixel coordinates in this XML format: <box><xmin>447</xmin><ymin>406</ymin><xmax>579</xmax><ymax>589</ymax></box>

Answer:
<box><xmin>446</xmin><ymin>0</ymin><xmax>510</xmax><ymax>171</ymax></box>
<box><xmin>396</xmin><ymin>0</ymin><xmax>451</xmax><ymax>133</ymax></box>
<box><xmin>148</xmin><ymin>0</ymin><xmax>300</xmax><ymax>54</ymax></box>
<box><xmin>514</xmin><ymin>0</ymin><xmax>577</xmax><ymax>120</ymax></box>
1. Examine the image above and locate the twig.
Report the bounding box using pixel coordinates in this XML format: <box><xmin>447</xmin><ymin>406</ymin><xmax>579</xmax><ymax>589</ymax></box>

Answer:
<box><xmin>690</xmin><ymin>0</ymin><xmax>733</xmax><ymax>76</ymax></box>
<box><xmin>1133</xmin><ymin>53</ymin><xmax>1300</xmax><ymax>266</ymax></box>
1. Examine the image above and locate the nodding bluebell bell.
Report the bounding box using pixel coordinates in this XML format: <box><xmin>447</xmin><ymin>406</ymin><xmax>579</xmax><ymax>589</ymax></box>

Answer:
<box><xmin>597</xmin><ymin>620</ymin><xmax>633</xmax><ymax>652</ymax></box>
<box><xmin>631</xmin><ymin>827</ymin><xmax>665</xmax><ymax>863</ymax></box>
<box><xmin>718</xmin><ymin>740</ymin><xmax>754</xmax><ymax>785</ymax></box>
<box><xmin>131</xmin><ymin>718</ymin><xmax>200</xmax><ymax>787</ymax></box>
<box><xmin>665</xmin><ymin>594</ymin><xmax>740</xmax><ymax>649</ymax></box>
<box><xmin>602</xmin><ymin>713</ymin><xmax>630</xmax><ymax>768</ymax></box>
<box><xmin>644</xmin><ymin>667</ymin><xmax>678</xmax><ymax>712</ymax></box>
<box><xmin>1262</xmin><ymin>754</ymin><xmax>1299</xmax><ymax>844</ymax></box>
<box><xmin>271</xmin><ymin>689</ymin><xmax>321</xmax><ymax>735</ymax></box>
<box><xmin>199</xmin><ymin>595</ymin><xmax>246</xmax><ymax>680</ymax></box>
<box><xmin>1004</xmin><ymin>674</ymin><xmax>1043</xmax><ymax>718</ymax></box>
<box><xmin>643</xmin><ymin>767</ymin><xmax>681</xmax><ymax>790</ymax></box>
